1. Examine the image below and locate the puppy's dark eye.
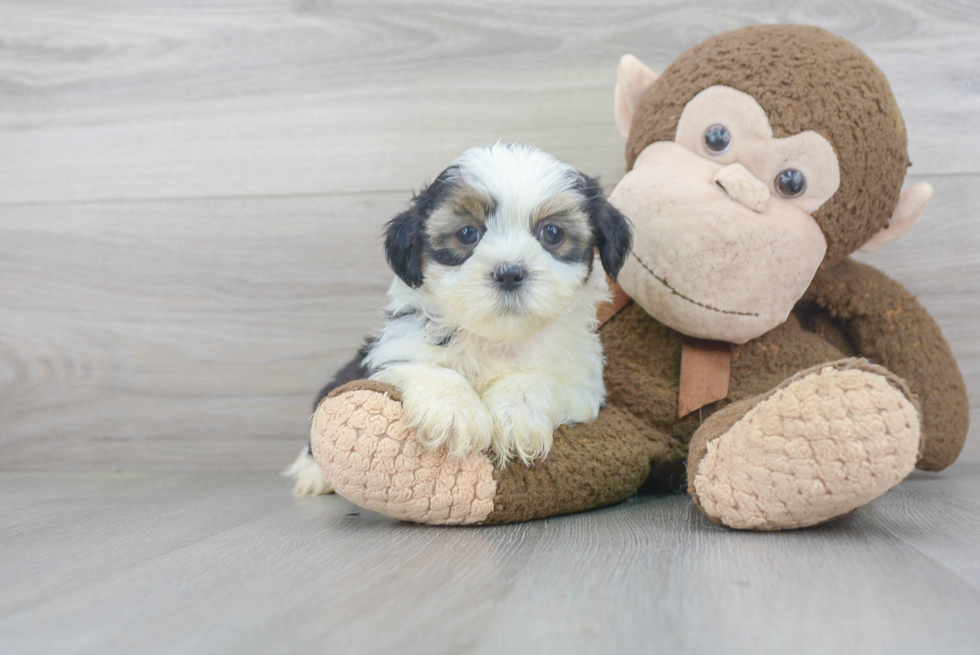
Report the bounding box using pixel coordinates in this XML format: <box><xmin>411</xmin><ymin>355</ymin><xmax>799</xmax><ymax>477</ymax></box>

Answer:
<box><xmin>704</xmin><ymin>124</ymin><xmax>731</xmax><ymax>154</ymax></box>
<box><xmin>456</xmin><ymin>226</ymin><xmax>481</xmax><ymax>246</ymax></box>
<box><xmin>539</xmin><ymin>224</ymin><xmax>564</xmax><ymax>247</ymax></box>
<box><xmin>774</xmin><ymin>169</ymin><xmax>807</xmax><ymax>198</ymax></box>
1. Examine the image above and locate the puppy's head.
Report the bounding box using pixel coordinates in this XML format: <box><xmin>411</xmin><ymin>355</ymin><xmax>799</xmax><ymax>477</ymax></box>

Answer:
<box><xmin>384</xmin><ymin>144</ymin><xmax>632</xmax><ymax>340</ymax></box>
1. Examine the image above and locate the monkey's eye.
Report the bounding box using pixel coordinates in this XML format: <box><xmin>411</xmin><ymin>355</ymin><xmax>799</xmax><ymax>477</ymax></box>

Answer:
<box><xmin>704</xmin><ymin>124</ymin><xmax>731</xmax><ymax>154</ymax></box>
<box><xmin>456</xmin><ymin>226</ymin><xmax>481</xmax><ymax>246</ymax></box>
<box><xmin>774</xmin><ymin>169</ymin><xmax>807</xmax><ymax>198</ymax></box>
<box><xmin>539</xmin><ymin>224</ymin><xmax>565</xmax><ymax>247</ymax></box>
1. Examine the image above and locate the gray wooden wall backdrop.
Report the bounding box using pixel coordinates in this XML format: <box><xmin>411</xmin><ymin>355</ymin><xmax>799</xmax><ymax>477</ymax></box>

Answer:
<box><xmin>1</xmin><ymin>0</ymin><xmax>978</xmax><ymax>471</ymax></box>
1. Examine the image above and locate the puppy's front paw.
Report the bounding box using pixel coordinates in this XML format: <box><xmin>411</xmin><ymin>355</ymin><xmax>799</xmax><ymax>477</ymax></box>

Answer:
<box><xmin>402</xmin><ymin>384</ymin><xmax>494</xmax><ymax>459</ymax></box>
<box><xmin>483</xmin><ymin>387</ymin><xmax>556</xmax><ymax>467</ymax></box>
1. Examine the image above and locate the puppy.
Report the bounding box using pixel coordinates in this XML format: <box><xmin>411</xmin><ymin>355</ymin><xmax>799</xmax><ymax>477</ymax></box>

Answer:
<box><xmin>288</xmin><ymin>144</ymin><xmax>631</xmax><ymax>494</ymax></box>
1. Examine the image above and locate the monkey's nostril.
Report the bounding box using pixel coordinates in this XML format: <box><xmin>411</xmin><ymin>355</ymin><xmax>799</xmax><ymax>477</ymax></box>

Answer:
<box><xmin>493</xmin><ymin>264</ymin><xmax>526</xmax><ymax>291</ymax></box>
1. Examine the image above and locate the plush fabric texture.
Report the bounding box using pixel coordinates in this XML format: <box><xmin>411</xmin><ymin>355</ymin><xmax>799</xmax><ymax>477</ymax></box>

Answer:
<box><xmin>598</xmin><ymin>301</ymin><xmax>850</xmax><ymax>453</ymax></box>
<box><xmin>673</xmin><ymin>85</ymin><xmax>842</xmax><ymax>216</ymax></box>
<box><xmin>482</xmin><ymin>406</ymin><xmax>680</xmax><ymax>524</ymax></box>
<box><xmin>799</xmin><ymin>259</ymin><xmax>969</xmax><ymax>470</ymax></box>
<box><xmin>687</xmin><ymin>359</ymin><xmax>920</xmax><ymax>530</ymax></box>
<box><xmin>712</xmin><ymin>162</ymin><xmax>770</xmax><ymax>213</ymax></box>
<box><xmin>599</xmin><ymin>260</ymin><xmax>964</xmax><ymax>475</ymax></box>
<box><xmin>312</xmin><ymin>382</ymin><xmax>496</xmax><ymax>525</ymax></box>
<box><xmin>625</xmin><ymin>24</ymin><xmax>909</xmax><ymax>264</ymax></box>
<box><xmin>611</xmin><ymin>141</ymin><xmax>830</xmax><ymax>344</ymax></box>
<box><xmin>313</xmin><ymin>382</ymin><xmax>678</xmax><ymax>525</ymax></box>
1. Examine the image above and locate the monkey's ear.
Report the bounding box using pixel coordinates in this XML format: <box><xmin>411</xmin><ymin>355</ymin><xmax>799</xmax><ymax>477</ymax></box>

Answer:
<box><xmin>581</xmin><ymin>175</ymin><xmax>633</xmax><ymax>280</ymax></box>
<box><xmin>614</xmin><ymin>54</ymin><xmax>658</xmax><ymax>139</ymax></box>
<box><xmin>860</xmin><ymin>182</ymin><xmax>933</xmax><ymax>253</ymax></box>
<box><xmin>384</xmin><ymin>206</ymin><xmax>426</xmax><ymax>288</ymax></box>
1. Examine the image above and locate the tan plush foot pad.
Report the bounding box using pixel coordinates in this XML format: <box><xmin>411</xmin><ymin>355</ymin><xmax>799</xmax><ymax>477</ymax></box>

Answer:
<box><xmin>311</xmin><ymin>387</ymin><xmax>496</xmax><ymax>525</ymax></box>
<box><xmin>693</xmin><ymin>363</ymin><xmax>920</xmax><ymax>530</ymax></box>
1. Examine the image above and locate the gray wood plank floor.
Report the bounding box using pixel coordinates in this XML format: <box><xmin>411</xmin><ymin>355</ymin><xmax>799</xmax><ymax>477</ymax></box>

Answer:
<box><xmin>2</xmin><ymin>468</ymin><xmax>979</xmax><ymax>655</ymax></box>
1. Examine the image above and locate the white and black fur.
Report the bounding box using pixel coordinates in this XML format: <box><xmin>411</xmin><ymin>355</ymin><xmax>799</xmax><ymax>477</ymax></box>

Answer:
<box><xmin>288</xmin><ymin>144</ymin><xmax>631</xmax><ymax>495</ymax></box>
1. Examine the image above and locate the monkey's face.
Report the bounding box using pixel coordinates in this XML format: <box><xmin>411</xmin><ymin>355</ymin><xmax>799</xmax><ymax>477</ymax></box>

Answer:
<box><xmin>611</xmin><ymin>86</ymin><xmax>841</xmax><ymax>344</ymax></box>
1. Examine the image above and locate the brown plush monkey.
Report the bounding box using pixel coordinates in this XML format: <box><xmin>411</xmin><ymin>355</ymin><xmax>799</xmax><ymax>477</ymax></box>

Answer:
<box><xmin>310</xmin><ymin>25</ymin><xmax>968</xmax><ymax>530</ymax></box>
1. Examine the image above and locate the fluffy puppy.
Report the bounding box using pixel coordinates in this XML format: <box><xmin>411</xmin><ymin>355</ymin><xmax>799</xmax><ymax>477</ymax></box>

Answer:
<box><xmin>288</xmin><ymin>144</ymin><xmax>631</xmax><ymax>494</ymax></box>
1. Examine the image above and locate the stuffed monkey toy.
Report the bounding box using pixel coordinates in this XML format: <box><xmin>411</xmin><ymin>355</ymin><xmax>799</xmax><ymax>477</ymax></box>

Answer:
<box><xmin>308</xmin><ymin>25</ymin><xmax>968</xmax><ymax>530</ymax></box>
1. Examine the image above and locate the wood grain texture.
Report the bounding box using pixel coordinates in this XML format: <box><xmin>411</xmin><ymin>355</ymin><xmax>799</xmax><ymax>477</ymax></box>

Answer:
<box><xmin>1</xmin><ymin>0</ymin><xmax>979</xmax><ymax>203</ymax></box>
<box><xmin>0</xmin><ymin>193</ymin><xmax>399</xmax><ymax>469</ymax></box>
<box><xmin>1</xmin><ymin>469</ymin><xmax>979</xmax><ymax>654</ymax></box>
<box><xmin>0</xmin><ymin>0</ymin><xmax>977</xmax><ymax>470</ymax></box>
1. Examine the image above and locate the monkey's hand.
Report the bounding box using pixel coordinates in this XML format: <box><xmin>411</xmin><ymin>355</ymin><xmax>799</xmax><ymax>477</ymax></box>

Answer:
<box><xmin>371</xmin><ymin>363</ymin><xmax>494</xmax><ymax>458</ymax></box>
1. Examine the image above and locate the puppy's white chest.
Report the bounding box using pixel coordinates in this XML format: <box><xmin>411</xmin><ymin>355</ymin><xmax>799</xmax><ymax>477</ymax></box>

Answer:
<box><xmin>438</xmin><ymin>336</ymin><xmax>529</xmax><ymax>384</ymax></box>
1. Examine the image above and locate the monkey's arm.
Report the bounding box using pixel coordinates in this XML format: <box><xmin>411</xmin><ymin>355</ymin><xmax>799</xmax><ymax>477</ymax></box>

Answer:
<box><xmin>800</xmin><ymin>258</ymin><xmax>968</xmax><ymax>470</ymax></box>
<box><xmin>481</xmin><ymin>405</ymin><xmax>685</xmax><ymax>523</ymax></box>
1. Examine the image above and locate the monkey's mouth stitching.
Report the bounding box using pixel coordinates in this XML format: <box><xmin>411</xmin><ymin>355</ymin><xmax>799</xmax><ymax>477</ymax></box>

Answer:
<box><xmin>630</xmin><ymin>253</ymin><xmax>759</xmax><ymax>317</ymax></box>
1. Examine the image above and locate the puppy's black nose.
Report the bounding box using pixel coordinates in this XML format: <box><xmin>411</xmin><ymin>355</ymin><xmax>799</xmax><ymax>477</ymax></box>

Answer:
<box><xmin>493</xmin><ymin>264</ymin><xmax>526</xmax><ymax>291</ymax></box>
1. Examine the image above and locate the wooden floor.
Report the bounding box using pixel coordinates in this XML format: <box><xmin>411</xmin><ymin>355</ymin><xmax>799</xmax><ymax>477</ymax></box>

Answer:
<box><xmin>1</xmin><ymin>468</ymin><xmax>979</xmax><ymax>654</ymax></box>
<box><xmin>2</xmin><ymin>1</ymin><xmax>980</xmax><ymax>653</ymax></box>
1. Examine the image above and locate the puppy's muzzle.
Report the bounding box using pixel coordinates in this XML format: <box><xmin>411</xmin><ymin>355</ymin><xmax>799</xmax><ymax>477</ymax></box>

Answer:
<box><xmin>493</xmin><ymin>263</ymin><xmax>527</xmax><ymax>292</ymax></box>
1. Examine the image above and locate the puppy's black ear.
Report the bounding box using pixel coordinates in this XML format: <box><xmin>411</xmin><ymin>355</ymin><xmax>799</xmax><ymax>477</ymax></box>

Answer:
<box><xmin>383</xmin><ymin>167</ymin><xmax>457</xmax><ymax>288</ymax></box>
<box><xmin>580</xmin><ymin>174</ymin><xmax>632</xmax><ymax>281</ymax></box>
<box><xmin>384</xmin><ymin>206</ymin><xmax>426</xmax><ymax>288</ymax></box>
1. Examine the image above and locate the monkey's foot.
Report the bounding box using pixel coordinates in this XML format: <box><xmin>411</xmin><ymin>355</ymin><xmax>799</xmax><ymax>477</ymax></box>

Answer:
<box><xmin>688</xmin><ymin>359</ymin><xmax>921</xmax><ymax>531</ymax></box>
<box><xmin>311</xmin><ymin>381</ymin><xmax>497</xmax><ymax>525</ymax></box>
